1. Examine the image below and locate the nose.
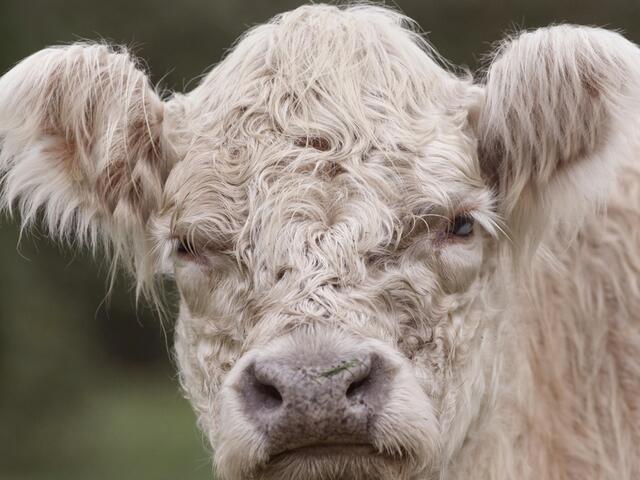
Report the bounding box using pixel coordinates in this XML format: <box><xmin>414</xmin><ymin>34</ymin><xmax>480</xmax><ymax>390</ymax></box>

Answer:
<box><xmin>237</xmin><ymin>350</ymin><xmax>392</xmax><ymax>454</ymax></box>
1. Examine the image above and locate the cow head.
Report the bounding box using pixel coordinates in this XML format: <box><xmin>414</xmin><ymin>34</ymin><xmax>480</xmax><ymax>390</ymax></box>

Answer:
<box><xmin>2</xmin><ymin>5</ymin><xmax>638</xmax><ymax>479</ymax></box>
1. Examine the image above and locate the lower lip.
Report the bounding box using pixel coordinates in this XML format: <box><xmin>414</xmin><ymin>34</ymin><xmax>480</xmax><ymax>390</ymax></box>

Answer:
<box><xmin>271</xmin><ymin>443</ymin><xmax>377</xmax><ymax>460</ymax></box>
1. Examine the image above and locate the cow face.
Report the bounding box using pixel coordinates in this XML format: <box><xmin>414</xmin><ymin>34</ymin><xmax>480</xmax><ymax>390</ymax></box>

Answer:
<box><xmin>2</xmin><ymin>4</ymin><xmax>635</xmax><ymax>480</ymax></box>
<box><xmin>156</xmin><ymin>7</ymin><xmax>499</xmax><ymax>479</ymax></box>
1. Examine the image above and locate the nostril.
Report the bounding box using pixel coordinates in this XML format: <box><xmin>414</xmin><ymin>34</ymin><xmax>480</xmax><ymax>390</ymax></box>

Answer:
<box><xmin>240</xmin><ymin>363</ymin><xmax>285</xmax><ymax>412</ymax></box>
<box><xmin>345</xmin><ymin>353</ymin><xmax>382</xmax><ymax>402</ymax></box>
<box><xmin>346</xmin><ymin>375</ymin><xmax>370</xmax><ymax>398</ymax></box>
<box><xmin>253</xmin><ymin>381</ymin><xmax>283</xmax><ymax>409</ymax></box>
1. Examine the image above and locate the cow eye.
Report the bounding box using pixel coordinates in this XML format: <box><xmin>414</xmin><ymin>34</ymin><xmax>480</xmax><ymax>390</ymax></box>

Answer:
<box><xmin>175</xmin><ymin>238</ymin><xmax>199</xmax><ymax>257</ymax></box>
<box><xmin>449</xmin><ymin>214</ymin><xmax>474</xmax><ymax>237</ymax></box>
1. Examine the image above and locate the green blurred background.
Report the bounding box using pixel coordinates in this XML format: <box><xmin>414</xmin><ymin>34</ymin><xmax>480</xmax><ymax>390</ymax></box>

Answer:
<box><xmin>1</xmin><ymin>1</ymin><xmax>639</xmax><ymax>479</ymax></box>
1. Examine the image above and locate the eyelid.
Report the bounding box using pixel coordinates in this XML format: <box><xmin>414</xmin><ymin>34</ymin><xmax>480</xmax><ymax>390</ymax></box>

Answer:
<box><xmin>172</xmin><ymin>235</ymin><xmax>238</xmax><ymax>262</ymax></box>
<box><xmin>174</xmin><ymin>237</ymin><xmax>201</xmax><ymax>256</ymax></box>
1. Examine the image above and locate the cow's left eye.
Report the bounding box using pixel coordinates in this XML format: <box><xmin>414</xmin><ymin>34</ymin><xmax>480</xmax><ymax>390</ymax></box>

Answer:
<box><xmin>175</xmin><ymin>238</ymin><xmax>199</xmax><ymax>257</ymax></box>
<box><xmin>449</xmin><ymin>214</ymin><xmax>474</xmax><ymax>237</ymax></box>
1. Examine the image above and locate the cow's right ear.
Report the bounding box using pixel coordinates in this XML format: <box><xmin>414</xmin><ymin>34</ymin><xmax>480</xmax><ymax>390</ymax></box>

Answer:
<box><xmin>0</xmin><ymin>44</ymin><xmax>182</xmax><ymax>283</ymax></box>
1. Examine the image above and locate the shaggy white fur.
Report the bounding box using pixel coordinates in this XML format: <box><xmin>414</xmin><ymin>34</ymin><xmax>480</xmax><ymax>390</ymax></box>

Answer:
<box><xmin>1</xmin><ymin>4</ymin><xmax>639</xmax><ymax>480</ymax></box>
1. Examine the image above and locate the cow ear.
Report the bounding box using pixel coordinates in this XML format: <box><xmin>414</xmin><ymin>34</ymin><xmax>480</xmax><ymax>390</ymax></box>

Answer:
<box><xmin>0</xmin><ymin>44</ymin><xmax>181</xmax><ymax>286</ymax></box>
<box><xmin>477</xmin><ymin>26</ymin><xmax>640</xmax><ymax>254</ymax></box>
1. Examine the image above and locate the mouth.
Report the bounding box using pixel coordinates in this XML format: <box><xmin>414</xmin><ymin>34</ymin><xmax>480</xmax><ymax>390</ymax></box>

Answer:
<box><xmin>269</xmin><ymin>443</ymin><xmax>378</xmax><ymax>462</ymax></box>
<box><xmin>259</xmin><ymin>443</ymin><xmax>409</xmax><ymax>480</ymax></box>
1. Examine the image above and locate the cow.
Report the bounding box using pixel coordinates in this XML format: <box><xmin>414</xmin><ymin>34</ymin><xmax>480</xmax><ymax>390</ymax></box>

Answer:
<box><xmin>1</xmin><ymin>4</ymin><xmax>639</xmax><ymax>480</ymax></box>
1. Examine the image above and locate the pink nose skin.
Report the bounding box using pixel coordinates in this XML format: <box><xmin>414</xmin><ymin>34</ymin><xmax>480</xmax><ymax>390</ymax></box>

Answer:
<box><xmin>237</xmin><ymin>350</ymin><xmax>393</xmax><ymax>456</ymax></box>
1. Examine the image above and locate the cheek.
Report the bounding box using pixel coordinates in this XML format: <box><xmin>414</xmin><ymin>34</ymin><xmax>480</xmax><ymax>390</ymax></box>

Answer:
<box><xmin>394</xmin><ymin>240</ymin><xmax>488</xmax><ymax>399</ymax></box>
<box><xmin>403</xmin><ymin>290</ymin><xmax>489</xmax><ymax>413</ymax></box>
<box><xmin>172</xmin><ymin>263</ymin><xmax>249</xmax><ymax>412</ymax></box>
<box><xmin>435</xmin><ymin>239</ymin><xmax>484</xmax><ymax>293</ymax></box>
<box><xmin>174</xmin><ymin>306</ymin><xmax>243</xmax><ymax>415</ymax></box>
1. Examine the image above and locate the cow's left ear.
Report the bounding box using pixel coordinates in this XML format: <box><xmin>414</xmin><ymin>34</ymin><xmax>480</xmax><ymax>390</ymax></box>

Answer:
<box><xmin>477</xmin><ymin>26</ymin><xmax>640</xmax><ymax>251</ymax></box>
<box><xmin>0</xmin><ymin>44</ymin><xmax>183</xmax><ymax>286</ymax></box>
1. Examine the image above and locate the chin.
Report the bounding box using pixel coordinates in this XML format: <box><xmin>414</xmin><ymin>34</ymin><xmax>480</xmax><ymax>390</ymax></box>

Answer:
<box><xmin>251</xmin><ymin>445</ymin><xmax>419</xmax><ymax>480</ymax></box>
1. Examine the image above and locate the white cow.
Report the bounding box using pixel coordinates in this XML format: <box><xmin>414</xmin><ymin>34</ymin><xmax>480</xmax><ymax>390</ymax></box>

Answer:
<box><xmin>1</xmin><ymin>4</ymin><xmax>639</xmax><ymax>480</ymax></box>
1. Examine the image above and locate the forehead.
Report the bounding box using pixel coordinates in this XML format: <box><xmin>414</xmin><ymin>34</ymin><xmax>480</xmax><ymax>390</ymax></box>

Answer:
<box><xmin>161</xmin><ymin>5</ymin><xmax>485</xmax><ymax>243</ymax></box>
